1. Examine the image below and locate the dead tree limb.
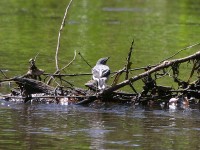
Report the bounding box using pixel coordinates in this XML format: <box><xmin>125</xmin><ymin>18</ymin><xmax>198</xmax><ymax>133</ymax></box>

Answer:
<box><xmin>47</xmin><ymin>0</ymin><xmax>73</xmax><ymax>85</ymax></box>
<box><xmin>55</xmin><ymin>0</ymin><xmax>73</xmax><ymax>70</ymax></box>
<box><xmin>13</xmin><ymin>77</ymin><xmax>55</xmax><ymax>95</ymax></box>
<box><xmin>111</xmin><ymin>39</ymin><xmax>134</xmax><ymax>86</ymax></box>
<box><xmin>125</xmin><ymin>39</ymin><xmax>134</xmax><ymax>80</ymax></box>
<box><xmin>103</xmin><ymin>51</ymin><xmax>200</xmax><ymax>95</ymax></box>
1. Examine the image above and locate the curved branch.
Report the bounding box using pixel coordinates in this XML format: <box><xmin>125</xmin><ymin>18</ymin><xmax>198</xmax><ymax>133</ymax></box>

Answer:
<box><xmin>55</xmin><ymin>0</ymin><xmax>73</xmax><ymax>71</ymax></box>
<box><xmin>60</xmin><ymin>50</ymin><xmax>76</xmax><ymax>71</ymax></box>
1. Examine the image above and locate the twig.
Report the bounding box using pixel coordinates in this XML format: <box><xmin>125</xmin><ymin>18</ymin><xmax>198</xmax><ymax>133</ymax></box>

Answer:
<box><xmin>47</xmin><ymin>0</ymin><xmax>73</xmax><ymax>85</ymax></box>
<box><xmin>111</xmin><ymin>68</ymin><xmax>124</xmax><ymax>86</ymax></box>
<box><xmin>0</xmin><ymin>69</ymin><xmax>8</xmax><ymax>79</ymax></box>
<box><xmin>60</xmin><ymin>50</ymin><xmax>76</xmax><ymax>71</ymax></box>
<box><xmin>103</xmin><ymin>51</ymin><xmax>200</xmax><ymax>95</ymax></box>
<box><xmin>111</xmin><ymin>39</ymin><xmax>135</xmax><ymax>85</ymax></box>
<box><xmin>129</xmin><ymin>82</ymin><xmax>137</xmax><ymax>93</ymax></box>
<box><xmin>43</xmin><ymin>72</ymin><xmax>91</xmax><ymax>77</ymax></box>
<box><xmin>47</xmin><ymin>50</ymin><xmax>76</xmax><ymax>85</ymax></box>
<box><xmin>47</xmin><ymin>51</ymin><xmax>76</xmax><ymax>85</ymax></box>
<box><xmin>125</xmin><ymin>39</ymin><xmax>134</xmax><ymax>80</ymax></box>
<box><xmin>78</xmin><ymin>52</ymin><xmax>92</xmax><ymax>68</ymax></box>
<box><xmin>160</xmin><ymin>42</ymin><xmax>200</xmax><ymax>63</ymax></box>
<box><xmin>34</xmin><ymin>52</ymin><xmax>40</xmax><ymax>61</ymax></box>
<box><xmin>55</xmin><ymin>0</ymin><xmax>73</xmax><ymax>71</ymax></box>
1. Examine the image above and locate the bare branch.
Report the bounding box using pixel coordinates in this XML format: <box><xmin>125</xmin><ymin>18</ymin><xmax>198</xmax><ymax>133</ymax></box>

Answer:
<box><xmin>125</xmin><ymin>39</ymin><xmax>134</xmax><ymax>80</ymax></box>
<box><xmin>0</xmin><ymin>69</ymin><xmax>9</xmax><ymax>79</ymax></box>
<box><xmin>55</xmin><ymin>0</ymin><xmax>73</xmax><ymax>71</ymax></box>
<box><xmin>60</xmin><ymin>50</ymin><xmax>76</xmax><ymax>71</ymax></box>
<box><xmin>78</xmin><ymin>52</ymin><xmax>92</xmax><ymax>68</ymax></box>
<box><xmin>160</xmin><ymin>42</ymin><xmax>200</xmax><ymax>63</ymax></box>
<box><xmin>103</xmin><ymin>51</ymin><xmax>200</xmax><ymax>95</ymax></box>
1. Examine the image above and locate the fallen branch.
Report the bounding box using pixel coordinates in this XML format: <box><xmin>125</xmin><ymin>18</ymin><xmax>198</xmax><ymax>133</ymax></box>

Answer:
<box><xmin>103</xmin><ymin>51</ymin><xmax>200</xmax><ymax>95</ymax></box>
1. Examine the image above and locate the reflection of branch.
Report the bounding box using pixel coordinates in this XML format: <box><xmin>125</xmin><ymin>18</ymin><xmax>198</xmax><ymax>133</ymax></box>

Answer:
<box><xmin>55</xmin><ymin>0</ymin><xmax>73</xmax><ymax>71</ymax></box>
<box><xmin>103</xmin><ymin>51</ymin><xmax>200</xmax><ymax>95</ymax></box>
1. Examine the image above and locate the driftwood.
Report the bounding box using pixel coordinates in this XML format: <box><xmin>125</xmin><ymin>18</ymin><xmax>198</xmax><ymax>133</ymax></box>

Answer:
<box><xmin>1</xmin><ymin>49</ymin><xmax>200</xmax><ymax>106</ymax></box>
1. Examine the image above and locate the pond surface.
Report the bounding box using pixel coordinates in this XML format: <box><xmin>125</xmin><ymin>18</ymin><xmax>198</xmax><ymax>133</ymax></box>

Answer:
<box><xmin>0</xmin><ymin>101</ymin><xmax>200</xmax><ymax>150</ymax></box>
<box><xmin>0</xmin><ymin>0</ymin><xmax>200</xmax><ymax>149</ymax></box>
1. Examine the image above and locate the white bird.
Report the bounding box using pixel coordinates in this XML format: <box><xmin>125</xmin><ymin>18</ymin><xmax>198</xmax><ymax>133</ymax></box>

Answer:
<box><xmin>168</xmin><ymin>98</ymin><xmax>178</xmax><ymax>110</ymax></box>
<box><xmin>168</xmin><ymin>96</ymin><xmax>189</xmax><ymax>110</ymax></box>
<box><xmin>92</xmin><ymin>57</ymin><xmax>110</xmax><ymax>90</ymax></box>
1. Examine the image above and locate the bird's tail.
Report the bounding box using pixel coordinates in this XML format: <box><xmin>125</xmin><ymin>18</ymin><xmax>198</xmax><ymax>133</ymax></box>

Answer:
<box><xmin>98</xmin><ymin>78</ymin><xmax>106</xmax><ymax>90</ymax></box>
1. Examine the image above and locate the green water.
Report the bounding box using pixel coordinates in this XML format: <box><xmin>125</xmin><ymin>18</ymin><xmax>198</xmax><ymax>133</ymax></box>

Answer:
<box><xmin>1</xmin><ymin>0</ymin><xmax>200</xmax><ymax>88</ymax></box>
<box><xmin>0</xmin><ymin>0</ymin><xmax>200</xmax><ymax>149</ymax></box>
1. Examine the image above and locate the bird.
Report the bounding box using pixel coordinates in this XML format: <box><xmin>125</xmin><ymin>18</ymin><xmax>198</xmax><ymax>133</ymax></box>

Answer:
<box><xmin>168</xmin><ymin>96</ymin><xmax>189</xmax><ymax>110</ymax></box>
<box><xmin>168</xmin><ymin>97</ymin><xmax>178</xmax><ymax>110</ymax></box>
<box><xmin>92</xmin><ymin>57</ymin><xmax>110</xmax><ymax>90</ymax></box>
<box><xmin>26</xmin><ymin>58</ymin><xmax>44</xmax><ymax>81</ymax></box>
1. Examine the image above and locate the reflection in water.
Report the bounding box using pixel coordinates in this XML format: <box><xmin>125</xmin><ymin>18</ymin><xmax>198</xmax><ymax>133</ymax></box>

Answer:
<box><xmin>102</xmin><ymin>7</ymin><xmax>149</xmax><ymax>12</ymax></box>
<box><xmin>0</xmin><ymin>101</ymin><xmax>200</xmax><ymax>149</ymax></box>
<box><xmin>87</xmin><ymin>114</ymin><xmax>106</xmax><ymax>149</ymax></box>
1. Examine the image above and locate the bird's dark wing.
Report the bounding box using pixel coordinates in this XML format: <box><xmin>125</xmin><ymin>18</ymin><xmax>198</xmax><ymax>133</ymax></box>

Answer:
<box><xmin>101</xmin><ymin>66</ymin><xmax>110</xmax><ymax>78</ymax></box>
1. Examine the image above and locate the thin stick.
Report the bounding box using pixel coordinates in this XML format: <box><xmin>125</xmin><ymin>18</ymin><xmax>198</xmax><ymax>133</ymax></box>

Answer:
<box><xmin>103</xmin><ymin>51</ymin><xmax>200</xmax><ymax>95</ymax></box>
<box><xmin>47</xmin><ymin>50</ymin><xmax>76</xmax><ymax>85</ymax></box>
<box><xmin>0</xmin><ymin>70</ymin><xmax>8</xmax><ymax>79</ymax></box>
<box><xmin>43</xmin><ymin>73</ymin><xmax>91</xmax><ymax>77</ymax></box>
<box><xmin>78</xmin><ymin>52</ymin><xmax>92</xmax><ymax>68</ymax></box>
<box><xmin>125</xmin><ymin>39</ymin><xmax>134</xmax><ymax>80</ymax></box>
<box><xmin>60</xmin><ymin>50</ymin><xmax>76</xmax><ymax>71</ymax></box>
<box><xmin>55</xmin><ymin>0</ymin><xmax>73</xmax><ymax>71</ymax></box>
<box><xmin>34</xmin><ymin>52</ymin><xmax>40</xmax><ymax>61</ymax></box>
<box><xmin>160</xmin><ymin>42</ymin><xmax>200</xmax><ymax>63</ymax></box>
<box><xmin>48</xmin><ymin>0</ymin><xmax>73</xmax><ymax>85</ymax></box>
